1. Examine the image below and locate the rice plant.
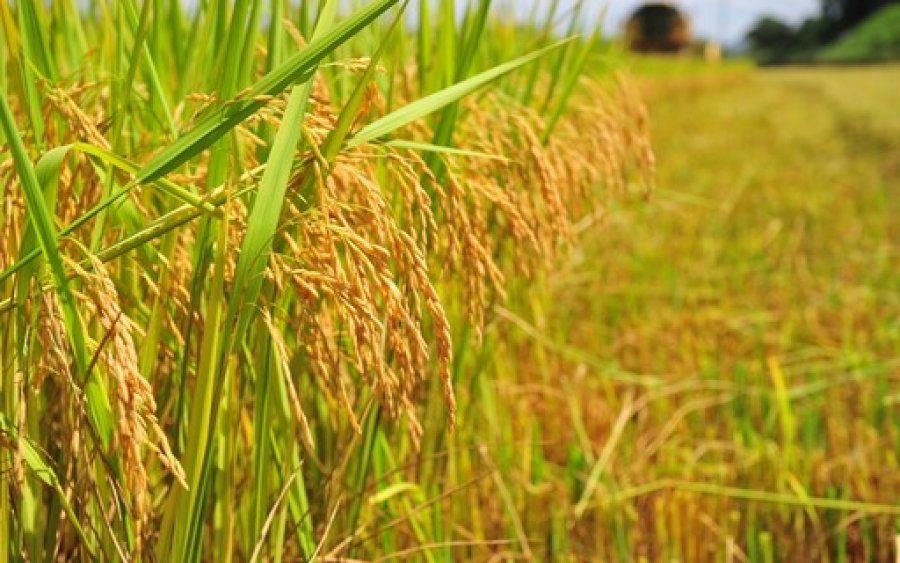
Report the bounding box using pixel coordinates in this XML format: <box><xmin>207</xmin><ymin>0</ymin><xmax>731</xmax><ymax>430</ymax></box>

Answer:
<box><xmin>7</xmin><ymin>1</ymin><xmax>891</xmax><ymax>561</ymax></box>
<box><xmin>0</xmin><ymin>1</ymin><xmax>651</xmax><ymax>560</ymax></box>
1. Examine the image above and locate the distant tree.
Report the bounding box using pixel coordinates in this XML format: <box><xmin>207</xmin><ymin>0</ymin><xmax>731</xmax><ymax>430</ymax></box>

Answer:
<box><xmin>821</xmin><ymin>0</ymin><xmax>898</xmax><ymax>35</ymax></box>
<box><xmin>625</xmin><ymin>4</ymin><xmax>692</xmax><ymax>53</ymax></box>
<box><xmin>792</xmin><ymin>17</ymin><xmax>831</xmax><ymax>49</ymax></box>
<box><xmin>746</xmin><ymin>0</ymin><xmax>900</xmax><ymax>64</ymax></box>
<box><xmin>746</xmin><ymin>17</ymin><xmax>795</xmax><ymax>52</ymax></box>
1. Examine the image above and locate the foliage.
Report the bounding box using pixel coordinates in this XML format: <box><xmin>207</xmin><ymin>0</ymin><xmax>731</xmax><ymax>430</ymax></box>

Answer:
<box><xmin>746</xmin><ymin>0</ymin><xmax>900</xmax><ymax>64</ymax></box>
<box><xmin>625</xmin><ymin>4</ymin><xmax>691</xmax><ymax>53</ymax></box>
<box><xmin>822</xmin><ymin>0</ymin><xmax>896</xmax><ymax>35</ymax></box>
<box><xmin>0</xmin><ymin>0</ymin><xmax>651</xmax><ymax>560</ymax></box>
<box><xmin>1</xmin><ymin>1</ymin><xmax>897</xmax><ymax>561</ymax></box>
<box><xmin>818</xmin><ymin>5</ymin><xmax>900</xmax><ymax>62</ymax></box>
<box><xmin>544</xmin><ymin>64</ymin><xmax>899</xmax><ymax>559</ymax></box>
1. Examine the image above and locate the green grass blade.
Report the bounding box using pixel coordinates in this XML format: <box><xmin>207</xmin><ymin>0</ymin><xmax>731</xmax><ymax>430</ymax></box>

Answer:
<box><xmin>384</xmin><ymin>139</ymin><xmax>511</xmax><ymax>161</ymax></box>
<box><xmin>0</xmin><ymin>92</ymin><xmax>115</xmax><ymax>451</ymax></box>
<box><xmin>0</xmin><ymin>142</ymin><xmax>225</xmax><ymax>286</ymax></box>
<box><xmin>456</xmin><ymin>0</ymin><xmax>492</xmax><ymax>81</ymax></box>
<box><xmin>121</xmin><ymin>0</ymin><xmax>179</xmax><ymax>138</ymax></box>
<box><xmin>13</xmin><ymin>1</ymin><xmax>48</xmax><ymax>146</ymax></box>
<box><xmin>319</xmin><ymin>4</ymin><xmax>405</xmax><ymax>163</ymax></box>
<box><xmin>417</xmin><ymin>0</ymin><xmax>432</xmax><ymax>94</ymax></box>
<box><xmin>16</xmin><ymin>1</ymin><xmax>55</xmax><ymax>80</ymax></box>
<box><xmin>137</xmin><ymin>0</ymin><xmax>400</xmax><ymax>184</ymax></box>
<box><xmin>541</xmin><ymin>30</ymin><xmax>598</xmax><ymax>143</ymax></box>
<box><xmin>0</xmin><ymin>415</ymin><xmax>95</xmax><ymax>557</ymax></box>
<box><xmin>349</xmin><ymin>38</ymin><xmax>573</xmax><ymax>148</ymax></box>
<box><xmin>224</xmin><ymin>81</ymin><xmax>311</xmax><ymax>366</ymax></box>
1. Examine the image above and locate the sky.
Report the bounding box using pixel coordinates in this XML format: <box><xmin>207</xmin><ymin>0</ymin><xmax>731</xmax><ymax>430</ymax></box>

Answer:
<box><xmin>622</xmin><ymin>0</ymin><xmax>818</xmax><ymax>45</ymax></box>
<box><xmin>522</xmin><ymin>0</ymin><xmax>822</xmax><ymax>47</ymax></box>
<box><xmin>135</xmin><ymin>1</ymin><xmax>823</xmax><ymax>49</ymax></box>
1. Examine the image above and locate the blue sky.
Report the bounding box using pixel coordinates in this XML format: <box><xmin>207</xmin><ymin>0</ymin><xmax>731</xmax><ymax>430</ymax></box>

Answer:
<box><xmin>159</xmin><ymin>1</ymin><xmax>822</xmax><ymax>48</ymax></box>
<box><xmin>615</xmin><ymin>0</ymin><xmax>819</xmax><ymax>45</ymax></box>
<box><xmin>516</xmin><ymin>1</ymin><xmax>821</xmax><ymax>47</ymax></box>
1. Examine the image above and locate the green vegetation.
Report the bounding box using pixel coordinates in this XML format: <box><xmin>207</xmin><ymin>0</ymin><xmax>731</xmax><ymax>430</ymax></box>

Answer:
<box><xmin>1</xmin><ymin>1</ymin><xmax>898</xmax><ymax>561</ymax></box>
<box><xmin>542</xmin><ymin>64</ymin><xmax>899</xmax><ymax>559</ymax></box>
<box><xmin>624</xmin><ymin>55</ymin><xmax>754</xmax><ymax>82</ymax></box>
<box><xmin>0</xmin><ymin>1</ymin><xmax>648</xmax><ymax>560</ymax></box>
<box><xmin>747</xmin><ymin>0</ymin><xmax>900</xmax><ymax>64</ymax></box>
<box><xmin>819</xmin><ymin>5</ymin><xmax>900</xmax><ymax>62</ymax></box>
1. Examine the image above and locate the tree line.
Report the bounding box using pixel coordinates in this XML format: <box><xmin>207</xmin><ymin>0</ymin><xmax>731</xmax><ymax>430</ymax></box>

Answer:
<box><xmin>747</xmin><ymin>0</ymin><xmax>898</xmax><ymax>63</ymax></box>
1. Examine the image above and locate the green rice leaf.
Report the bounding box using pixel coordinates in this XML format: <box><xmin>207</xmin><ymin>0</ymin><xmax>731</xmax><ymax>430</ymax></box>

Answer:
<box><xmin>0</xmin><ymin>142</ymin><xmax>220</xmax><ymax>287</ymax></box>
<box><xmin>0</xmin><ymin>414</ymin><xmax>95</xmax><ymax>555</ymax></box>
<box><xmin>385</xmin><ymin>139</ymin><xmax>511</xmax><ymax>161</ymax></box>
<box><xmin>137</xmin><ymin>0</ymin><xmax>400</xmax><ymax>184</ymax></box>
<box><xmin>368</xmin><ymin>482</ymin><xmax>424</xmax><ymax>505</ymax></box>
<box><xmin>0</xmin><ymin>92</ymin><xmax>115</xmax><ymax>451</ymax></box>
<box><xmin>348</xmin><ymin>38</ymin><xmax>573</xmax><ymax>148</ymax></box>
<box><xmin>16</xmin><ymin>145</ymin><xmax>70</xmax><ymax>301</ymax></box>
<box><xmin>225</xmin><ymin>84</ymin><xmax>311</xmax><ymax>346</ymax></box>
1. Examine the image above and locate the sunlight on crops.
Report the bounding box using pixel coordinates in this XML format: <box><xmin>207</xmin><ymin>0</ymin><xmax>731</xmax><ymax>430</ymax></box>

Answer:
<box><xmin>0</xmin><ymin>1</ymin><xmax>897</xmax><ymax>561</ymax></box>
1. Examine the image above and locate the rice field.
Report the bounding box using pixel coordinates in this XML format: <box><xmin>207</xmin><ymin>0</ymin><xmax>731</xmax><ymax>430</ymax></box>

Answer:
<box><xmin>506</xmin><ymin>64</ymin><xmax>900</xmax><ymax>561</ymax></box>
<box><xmin>0</xmin><ymin>1</ymin><xmax>898</xmax><ymax>561</ymax></box>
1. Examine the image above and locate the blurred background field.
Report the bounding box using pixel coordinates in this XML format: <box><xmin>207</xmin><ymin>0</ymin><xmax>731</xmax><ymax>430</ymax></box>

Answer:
<box><xmin>477</xmin><ymin>61</ymin><xmax>899</xmax><ymax>560</ymax></box>
<box><xmin>746</xmin><ymin>1</ymin><xmax>900</xmax><ymax>64</ymax></box>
